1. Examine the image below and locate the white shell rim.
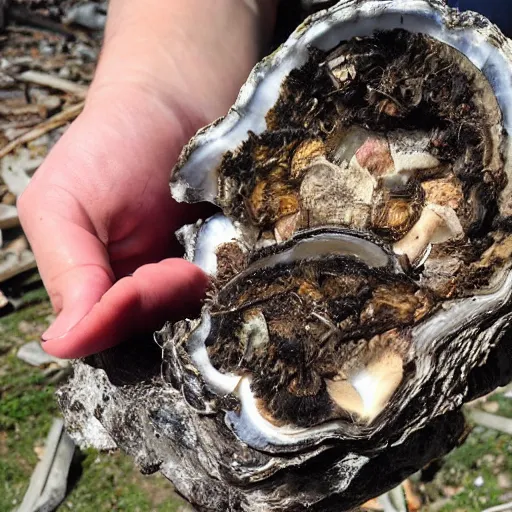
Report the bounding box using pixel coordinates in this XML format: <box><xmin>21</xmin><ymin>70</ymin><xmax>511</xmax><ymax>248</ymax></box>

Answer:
<box><xmin>172</xmin><ymin>0</ymin><xmax>512</xmax><ymax>206</ymax></box>
<box><xmin>186</xmin><ymin>270</ymin><xmax>512</xmax><ymax>450</ymax></box>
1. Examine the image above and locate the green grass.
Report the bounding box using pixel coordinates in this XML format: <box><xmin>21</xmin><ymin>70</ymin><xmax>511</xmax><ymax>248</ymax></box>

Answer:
<box><xmin>0</xmin><ymin>295</ymin><xmax>186</xmax><ymax>512</ymax></box>
<box><xmin>488</xmin><ymin>393</ymin><xmax>512</xmax><ymax>419</ymax></box>
<box><xmin>437</xmin><ymin>427</ymin><xmax>512</xmax><ymax>511</ymax></box>
<box><xmin>0</xmin><ymin>297</ymin><xmax>56</xmax><ymax>511</ymax></box>
<box><xmin>430</xmin><ymin>389</ymin><xmax>512</xmax><ymax>510</ymax></box>
<box><xmin>0</xmin><ymin>287</ymin><xmax>52</xmax><ymax>355</ymax></box>
<box><xmin>62</xmin><ymin>449</ymin><xmax>185</xmax><ymax>512</ymax></box>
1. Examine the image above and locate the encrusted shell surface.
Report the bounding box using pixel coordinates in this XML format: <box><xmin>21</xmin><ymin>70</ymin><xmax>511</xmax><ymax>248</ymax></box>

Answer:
<box><xmin>169</xmin><ymin>0</ymin><xmax>512</xmax><ymax>451</ymax></box>
<box><xmin>59</xmin><ymin>2</ymin><xmax>512</xmax><ymax>511</ymax></box>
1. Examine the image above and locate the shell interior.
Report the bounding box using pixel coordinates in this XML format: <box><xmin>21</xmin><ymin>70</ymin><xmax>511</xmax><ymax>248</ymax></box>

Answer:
<box><xmin>171</xmin><ymin>0</ymin><xmax>512</xmax><ymax>451</ymax></box>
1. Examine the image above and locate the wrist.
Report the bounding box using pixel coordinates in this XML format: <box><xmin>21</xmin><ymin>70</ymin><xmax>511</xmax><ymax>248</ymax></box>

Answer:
<box><xmin>88</xmin><ymin>0</ymin><xmax>278</xmax><ymax>130</ymax></box>
<box><xmin>81</xmin><ymin>82</ymin><xmax>195</xmax><ymax>185</ymax></box>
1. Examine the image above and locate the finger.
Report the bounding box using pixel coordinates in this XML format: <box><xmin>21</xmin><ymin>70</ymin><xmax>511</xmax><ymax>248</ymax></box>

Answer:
<box><xmin>41</xmin><ymin>258</ymin><xmax>209</xmax><ymax>359</ymax></box>
<box><xmin>108</xmin><ymin>199</ymin><xmax>221</xmax><ymax>279</ymax></box>
<box><xmin>18</xmin><ymin>190</ymin><xmax>115</xmax><ymax>340</ymax></box>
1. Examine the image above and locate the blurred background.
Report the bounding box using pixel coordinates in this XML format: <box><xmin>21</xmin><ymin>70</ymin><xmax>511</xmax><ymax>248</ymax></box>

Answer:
<box><xmin>0</xmin><ymin>1</ymin><xmax>511</xmax><ymax>511</ymax></box>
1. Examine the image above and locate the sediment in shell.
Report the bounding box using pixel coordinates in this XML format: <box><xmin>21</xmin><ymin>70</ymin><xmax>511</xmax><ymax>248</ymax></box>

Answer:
<box><xmin>59</xmin><ymin>1</ymin><xmax>512</xmax><ymax>511</ymax></box>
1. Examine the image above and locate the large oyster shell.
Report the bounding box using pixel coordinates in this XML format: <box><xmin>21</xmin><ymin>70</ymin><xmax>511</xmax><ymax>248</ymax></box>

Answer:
<box><xmin>59</xmin><ymin>1</ymin><xmax>512</xmax><ymax>511</ymax></box>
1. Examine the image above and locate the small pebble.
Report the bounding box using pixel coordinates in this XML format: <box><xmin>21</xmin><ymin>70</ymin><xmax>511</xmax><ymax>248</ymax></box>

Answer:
<box><xmin>498</xmin><ymin>473</ymin><xmax>512</xmax><ymax>489</ymax></box>
<box><xmin>474</xmin><ymin>475</ymin><xmax>484</xmax><ymax>487</ymax></box>
<box><xmin>482</xmin><ymin>401</ymin><xmax>500</xmax><ymax>413</ymax></box>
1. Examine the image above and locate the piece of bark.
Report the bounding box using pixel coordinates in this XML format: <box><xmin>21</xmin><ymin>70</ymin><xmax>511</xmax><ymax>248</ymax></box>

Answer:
<box><xmin>0</xmin><ymin>103</ymin><xmax>47</xmax><ymax>118</ymax></box>
<box><xmin>0</xmin><ymin>204</ymin><xmax>19</xmax><ymax>229</ymax></box>
<box><xmin>1</xmin><ymin>150</ymin><xmax>41</xmax><ymax>197</ymax></box>
<box><xmin>402</xmin><ymin>479</ymin><xmax>422</xmax><ymax>511</ymax></box>
<box><xmin>17</xmin><ymin>418</ymin><xmax>75</xmax><ymax>512</ymax></box>
<box><xmin>5</xmin><ymin>4</ymin><xmax>76</xmax><ymax>38</ymax></box>
<box><xmin>17</xmin><ymin>341</ymin><xmax>68</xmax><ymax>368</ymax></box>
<box><xmin>0</xmin><ymin>249</ymin><xmax>36</xmax><ymax>282</ymax></box>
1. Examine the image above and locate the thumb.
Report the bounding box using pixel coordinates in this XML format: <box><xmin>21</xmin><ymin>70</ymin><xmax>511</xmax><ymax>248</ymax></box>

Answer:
<box><xmin>19</xmin><ymin>198</ymin><xmax>209</xmax><ymax>359</ymax></box>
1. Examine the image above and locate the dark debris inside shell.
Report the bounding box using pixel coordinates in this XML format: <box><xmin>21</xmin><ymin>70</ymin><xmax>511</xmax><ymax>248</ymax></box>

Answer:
<box><xmin>207</xmin><ymin>253</ymin><xmax>426</xmax><ymax>426</ymax></box>
<box><xmin>205</xmin><ymin>29</ymin><xmax>512</xmax><ymax>428</ymax></box>
<box><xmin>217</xmin><ymin>29</ymin><xmax>512</xmax><ymax>299</ymax></box>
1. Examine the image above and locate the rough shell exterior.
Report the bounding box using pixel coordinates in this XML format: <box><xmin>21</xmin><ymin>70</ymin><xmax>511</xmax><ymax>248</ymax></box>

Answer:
<box><xmin>59</xmin><ymin>1</ymin><xmax>512</xmax><ymax>511</ymax></box>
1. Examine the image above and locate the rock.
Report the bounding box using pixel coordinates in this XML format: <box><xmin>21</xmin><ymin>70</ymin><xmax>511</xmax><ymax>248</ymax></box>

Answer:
<box><xmin>474</xmin><ymin>475</ymin><xmax>485</xmax><ymax>487</ymax></box>
<box><xmin>499</xmin><ymin>473</ymin><xmax>512</xmax><ymax>490</ymax></box>
<box><xmin>482</xmin><ymin>401</ymin><xmax>500</xmax><ymax>413</ymax></box>
<box><xmin>17</xmin><ymin>341</ymin><xmax>68</xmax><ymax>368</ymax></box>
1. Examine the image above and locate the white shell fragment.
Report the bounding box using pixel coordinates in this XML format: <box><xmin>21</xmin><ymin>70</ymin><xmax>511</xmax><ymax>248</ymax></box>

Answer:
<box><xmin>192</xmin><ymin>214</ymin><xmax>241</xmax><ymax>276</ymax></box>
<box><xmin>187</xmin><ymin>313</ymin><xmax>242</xmax><ymax>396</ymax></box>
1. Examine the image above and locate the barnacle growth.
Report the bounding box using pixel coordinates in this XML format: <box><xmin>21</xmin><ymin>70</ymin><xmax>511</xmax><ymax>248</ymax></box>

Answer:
<box><xmin>59</xmin><ymin>2</ymin><xmax>512</xmax><ymax>511</ymax></box>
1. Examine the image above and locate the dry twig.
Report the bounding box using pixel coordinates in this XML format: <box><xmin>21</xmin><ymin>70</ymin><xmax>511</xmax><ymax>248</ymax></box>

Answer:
<box><xmin>482</xmin><ymin>502</ymin><xmax>512</xmax><ymax>512</ymax></box>
<box><xmin>17</xmin><ymin>70</ymin><xmax>88</xmax><ymax>97</ymax></box>
<box><xmin>468</xmin><ymin>409</ymin><xmax>512</xmax><ymax>435</ymax></box>
<box><xmin>0</xmin><ymin>101</ymin><xmax>84</xmax><ymax>159</ymax></box>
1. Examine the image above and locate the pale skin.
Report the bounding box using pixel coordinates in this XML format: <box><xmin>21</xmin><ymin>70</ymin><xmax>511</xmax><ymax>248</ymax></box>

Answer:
<box><xmin>18</xmin><ymin>0</ymin><xmax>278</xmax><ymax>359</ymax></box>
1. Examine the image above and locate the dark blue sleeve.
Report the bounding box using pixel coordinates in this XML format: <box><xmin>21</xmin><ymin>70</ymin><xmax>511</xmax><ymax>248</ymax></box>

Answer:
<box><xmin>447</xmin><ymin>0</ymin><xmax>512</xmax><ymax>36</ymax></box>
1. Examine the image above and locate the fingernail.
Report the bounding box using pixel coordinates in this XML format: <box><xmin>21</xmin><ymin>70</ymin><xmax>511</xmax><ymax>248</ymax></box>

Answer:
<box><xmin>42</xmin><ymin>303</ymin><xmax>92</xmax><ymax>341</ymax></box>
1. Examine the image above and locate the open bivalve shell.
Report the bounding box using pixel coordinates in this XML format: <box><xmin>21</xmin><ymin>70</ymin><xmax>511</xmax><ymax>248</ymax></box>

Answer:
<box><xmin>59</xmin><ymin>1</ymin><xmax>512</xmax><ymax>511</ymax></box>
<box><xmin>171</xmin><ymin>0</ymin><xmax>512</xmax><ymax>448</ymax></box>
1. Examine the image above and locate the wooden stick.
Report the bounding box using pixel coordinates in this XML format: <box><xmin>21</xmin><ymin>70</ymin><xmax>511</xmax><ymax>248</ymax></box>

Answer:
<box><xmin>469</xmin><ymin>409</ymin><xmax>512</xmax><ymax>435</ymax></box>
<box><xmin>6</xmin><ymin>5</ymin><xmax>77</xmax><ymax>38</ymax></box>
<box><xmin>482</xmin><ymin>502</ymin><xmax>512</xmax><ymax>512</ymax></box>
<box><xmin>18</xmin><ymin>418</ymin><xmax>76</xmax><ymax>512</ymax></box>
<box><xmin>0</xmin><ymin>102</ymin><xmax>84</xmax><ymax>159</ymax></box>
<box><xmin>17</xmin><ymin>70</ymin><xmax>88</xmax><ymax>97</ymax></box>
<box><xmin>18</xmin><ymin>419</ymin><xmax>65</xmax><ymax>512</ymax></box>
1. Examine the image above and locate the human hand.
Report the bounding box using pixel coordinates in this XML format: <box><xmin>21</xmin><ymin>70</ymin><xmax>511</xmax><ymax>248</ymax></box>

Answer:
<box><xmin>18</xmin><ymin>0</ymin><xmax>277</xmax><ymax>358</ymax></box>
